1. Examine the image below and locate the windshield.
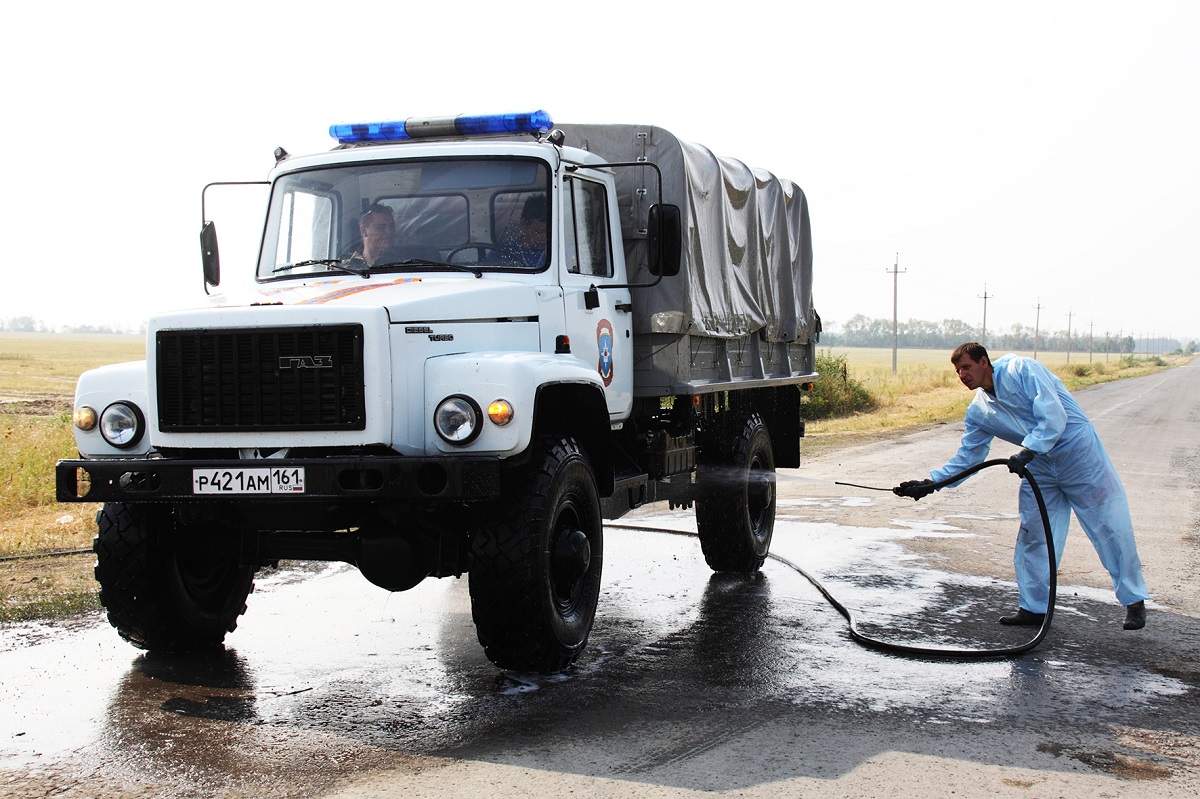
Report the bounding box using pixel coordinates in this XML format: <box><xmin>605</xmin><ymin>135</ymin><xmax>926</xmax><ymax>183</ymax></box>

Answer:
<box><xmin>258</xmin><ymin>157</ymin><xmax>551</xmax><ymax>280</ymax></box>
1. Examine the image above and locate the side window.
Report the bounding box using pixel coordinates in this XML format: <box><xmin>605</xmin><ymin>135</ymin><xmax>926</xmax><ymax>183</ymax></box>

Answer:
<box><xmin>563</xmin><ymin>177</ymin><xmax>613</xmax><ymax>277</ymax></box>
<box><xmin>272</xmin><ymin>190</ymin><xmax>334</xmax><ymax>268</ymax></box>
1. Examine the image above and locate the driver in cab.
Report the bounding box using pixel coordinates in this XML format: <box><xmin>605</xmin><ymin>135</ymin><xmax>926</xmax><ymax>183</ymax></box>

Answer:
<box><xmin>350</xmin><ymin>204</ymin><xmax>402</xmax><ymax>267</ymax></box>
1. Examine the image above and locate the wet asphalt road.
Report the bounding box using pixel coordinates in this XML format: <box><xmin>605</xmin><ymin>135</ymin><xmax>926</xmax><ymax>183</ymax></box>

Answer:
<box><xmin>2</xmin><ymin>360</ymin><xmax>1199</xmax><ymax>798</ymax></box>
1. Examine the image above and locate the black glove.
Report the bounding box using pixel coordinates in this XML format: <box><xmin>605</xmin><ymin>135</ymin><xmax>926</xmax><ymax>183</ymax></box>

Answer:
<box><xmin>893</xmin><ymin>479</ymin><xmax>936</xmax><ymax>500</ymax></box>
<box><xmin>1007</xmin><ymin>448</ymin><xmax>1036</xmax><ymax>474</ymax></box>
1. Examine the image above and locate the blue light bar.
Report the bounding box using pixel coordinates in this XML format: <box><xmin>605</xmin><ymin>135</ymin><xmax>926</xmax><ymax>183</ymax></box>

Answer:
<box><xmin>330</xmin><ymin>110</ymin><xmax>553</xmax><ymax>144</ymax></box>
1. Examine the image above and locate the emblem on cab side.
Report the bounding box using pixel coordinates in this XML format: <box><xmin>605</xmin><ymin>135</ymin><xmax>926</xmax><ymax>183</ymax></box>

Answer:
<box><xmin>597</xmin><ymin>319</ymin><xmax>614</xmax><ymax>387</ymax></box>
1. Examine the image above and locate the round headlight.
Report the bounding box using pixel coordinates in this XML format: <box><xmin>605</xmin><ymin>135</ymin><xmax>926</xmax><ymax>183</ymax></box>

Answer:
<box><xmin>434</xmin><ymin>395</ymin><xmax>481</xmax><ymax>445</ymax></box>
<box><xmin>99</xmin><ymin>402</ymin><xmax>145</xmax><ymax>448</ymax></box>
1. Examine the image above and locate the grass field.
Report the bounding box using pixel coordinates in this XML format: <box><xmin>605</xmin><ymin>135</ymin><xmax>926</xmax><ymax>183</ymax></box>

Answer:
<box><xmin>0</xmin><ymin>334</ymin><xmax>1185</xmax><ymax>621</ymax></box>
<box><xmin>0</xmin><ymin>332</ymin><xmax>146</xmax><ymax>395</ymax></box>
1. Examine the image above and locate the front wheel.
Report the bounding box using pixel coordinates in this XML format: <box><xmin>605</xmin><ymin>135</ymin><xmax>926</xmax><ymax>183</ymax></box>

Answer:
<box><xmin>93</xmin><ymin>503</ymin><xmax>256</xmax><ymax>652</ymax></box>
<box><xmin>469</xmin><ymin>436</ymin><xmax>603</xmax><ymax>672</ymax></box>
<box><xmin>695</xmin><ymin>413</ymin><xmax>776</xmax><ymax>572</ymax></box>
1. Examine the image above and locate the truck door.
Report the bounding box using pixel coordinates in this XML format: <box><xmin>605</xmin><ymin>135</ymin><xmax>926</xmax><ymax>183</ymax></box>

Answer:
<box><xmin>560</xmin><ymin>173</ymin><xmax>633</xmax><ymax>420</ymax></box>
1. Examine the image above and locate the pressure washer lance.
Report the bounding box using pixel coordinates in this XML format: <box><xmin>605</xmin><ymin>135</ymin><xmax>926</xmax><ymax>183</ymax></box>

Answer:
<box><xmin>796</xmin><ymin>458</ymin><xmax>1056</xmax><ymax>659</ymax></box>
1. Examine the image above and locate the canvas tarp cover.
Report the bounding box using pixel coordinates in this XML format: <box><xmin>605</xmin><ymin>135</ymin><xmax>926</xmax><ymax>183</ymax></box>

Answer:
<box><xmin>556</xmin><ymin>124</ymin><xmax>816</xmax><ymax>343</ymax></box>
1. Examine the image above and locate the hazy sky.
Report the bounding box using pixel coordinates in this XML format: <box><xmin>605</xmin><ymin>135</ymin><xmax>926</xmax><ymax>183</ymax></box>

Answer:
<box><xmin>3</xmin><ymin>1</ymin><xmax>1196</xmax><ymax>342</ymax></box>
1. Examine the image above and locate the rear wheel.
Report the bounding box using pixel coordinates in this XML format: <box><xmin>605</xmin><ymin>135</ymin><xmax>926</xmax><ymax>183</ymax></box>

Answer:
<box><xmin>469</xmin><ymin>436</ymin><xmax>603</xmax><ymax>672</ymax></box>
<box><xmin>93</xmin><ymin>502</ymin><xmax>255</xmax><ymax>652</ymax></box>
<box><xmin>695</xmin><ymin>413</ymin><xmax>776</xmax><ymax>572</ymax></box>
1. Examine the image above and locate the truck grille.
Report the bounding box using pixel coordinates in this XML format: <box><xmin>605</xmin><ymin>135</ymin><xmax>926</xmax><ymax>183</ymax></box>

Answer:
<box><xmin>157</xmin><ymin>325</ymin><xmax>367</xmax><ymax>432</ymax></box>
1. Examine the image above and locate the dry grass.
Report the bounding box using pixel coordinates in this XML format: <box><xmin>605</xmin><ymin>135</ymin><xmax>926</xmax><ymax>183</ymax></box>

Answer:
<box><xmin>0</xmin><ymin>415</ymin><xmax>97</xmax><ymax>553</ymax></box>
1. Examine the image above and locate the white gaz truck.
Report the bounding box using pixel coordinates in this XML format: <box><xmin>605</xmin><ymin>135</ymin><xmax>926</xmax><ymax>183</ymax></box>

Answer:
<box><xmin>56</xmin><ymin>110</ymin><xmax>820</xmax><ymax>672</ymax></box>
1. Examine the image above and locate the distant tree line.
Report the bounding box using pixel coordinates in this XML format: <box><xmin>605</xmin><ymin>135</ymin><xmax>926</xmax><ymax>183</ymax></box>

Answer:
<box><xmin>1</xmin><ymin>316</ymin><xmax>143</xmax><ymax>335</ymax></box>
<box><xmin>1</xmin><ymin>316</ymin><xmax>47</xmax><ymax>332</ymax></box>
<box><xmin>823</xmin><ymin>314</ymin><xmax>1193</xmax><ymax>355</ymax></box>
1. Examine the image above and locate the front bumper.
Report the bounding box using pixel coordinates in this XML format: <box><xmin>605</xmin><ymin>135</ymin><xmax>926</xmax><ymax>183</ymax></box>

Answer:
<box><xmin>56</xmin><ymin>455</ymin><xmax>501</xmax><ymax>503</ymax></box>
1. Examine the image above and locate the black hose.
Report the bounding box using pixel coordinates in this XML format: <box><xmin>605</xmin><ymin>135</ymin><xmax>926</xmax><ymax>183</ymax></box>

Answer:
<box><xmin>788</xmin><ymin>458</ymin><xmax>1055</xmax><ymax>659</ymax></box>
<box><xmin>610</xmin><ymin>458</ymin><xmax>1056</xmax><ymax>660</ymax></box>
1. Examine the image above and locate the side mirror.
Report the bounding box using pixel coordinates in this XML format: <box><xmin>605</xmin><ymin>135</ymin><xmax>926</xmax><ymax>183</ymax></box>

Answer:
<box><xmin>201</xmin><ymin>221</ymin><xmax>220</xmax><ymax>289</ymax></box>
<box><xmin>647</xmin><ymin>204</ymin><xmax>681</xmax><ymax>277</ymax></box>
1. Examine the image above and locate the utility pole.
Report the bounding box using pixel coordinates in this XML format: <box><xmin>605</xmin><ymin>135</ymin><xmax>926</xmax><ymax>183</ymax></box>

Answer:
<box><xmin>1033</xmin><ymin>299</ymin><xmax>1045</xmax><ymax>359</ymax></box>
<box><xmin>979</xmin><ymin>284</ymin><xmax>992</xmax><ymax>346</ymax></box>
<box><xmin>1088</xmin><ymin>320</ymin><xmax>1094</xmax><ymax>363</ymax></box>
<box><xmin>1066</xmin><ymin>308</ymin><xmax>1074</xmax><ymax>364</ymax></box>
<box><xmin>888</xmin><ymin>253</ymin><xmax>905</xmax><ymax>373</ymax></box>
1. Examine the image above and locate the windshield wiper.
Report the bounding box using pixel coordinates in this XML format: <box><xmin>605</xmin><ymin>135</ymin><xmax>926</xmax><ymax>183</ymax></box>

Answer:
<box><xmin>272</xmin><ymin>258</ymin><xmax>370</xmax><ymax>277</ymax></box>
<box><xmin>373</xmin><ymin>258</ymin><xmax>484</xmax><ymax>278</ymax></box>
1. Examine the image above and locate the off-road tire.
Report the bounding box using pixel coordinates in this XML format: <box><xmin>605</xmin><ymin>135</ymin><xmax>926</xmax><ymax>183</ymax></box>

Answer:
<box><xmin>469</xmin><ymin>436</ymin><xmax>603</xmax><ymax>672</ymax></box>
<box><xmin>695</xmin><ymin>413</ymin><xmax>776</xmax><ymax>572</ymax></box>
<box><xmin>93</xmin><ymin>502</ymin><xmax>255</xmax><ymax>653</ymax></box>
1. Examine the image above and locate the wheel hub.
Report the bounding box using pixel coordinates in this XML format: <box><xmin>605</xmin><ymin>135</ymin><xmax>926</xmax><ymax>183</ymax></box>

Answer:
<box><xmin>552</xmin><ymin>528</ymin><xmax>591</xmax><ymax>590</ymax></box>
<box><xmin>748</xmin><ymin>470</ymin><xmax>774</xmax><ymax>518</ymax></box>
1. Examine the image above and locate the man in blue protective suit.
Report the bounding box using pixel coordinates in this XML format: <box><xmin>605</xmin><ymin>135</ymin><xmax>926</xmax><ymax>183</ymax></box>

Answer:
<box><xmin>894</xmin><ymin>342</ymin><xmax>1149</xmax><ymax>630</ymax></box>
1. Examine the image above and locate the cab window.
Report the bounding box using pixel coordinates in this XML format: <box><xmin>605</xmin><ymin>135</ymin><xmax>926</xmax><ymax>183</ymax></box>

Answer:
<box><xmin>563</xmin><ymin>177</ymin><xmax>612</xmax><ymax>277</ymax></box>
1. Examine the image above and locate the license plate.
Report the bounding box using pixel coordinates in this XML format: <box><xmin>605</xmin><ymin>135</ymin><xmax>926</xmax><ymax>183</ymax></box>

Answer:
<box><xmin>192</xmin><ymin>467</ymin><xmax>306</xmax><ymax>494</ymax></box>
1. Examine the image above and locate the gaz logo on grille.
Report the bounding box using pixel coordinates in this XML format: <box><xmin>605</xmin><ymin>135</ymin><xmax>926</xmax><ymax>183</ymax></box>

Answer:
<box><xmin>278</xmin><ymin>355</ymin><xmax>334</xmax><ymax>369</ymax></box>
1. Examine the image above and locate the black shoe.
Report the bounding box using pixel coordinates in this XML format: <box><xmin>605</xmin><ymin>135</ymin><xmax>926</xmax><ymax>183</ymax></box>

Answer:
<box><xmin>999</xmin><ymin>608</ymin><xmax>1046</xmax><ymax>626</ymax></box>
<box><xmin>1124</xmin><ymin>601</ymin><xmax>1146</xmax><ymax>630</ymax></box>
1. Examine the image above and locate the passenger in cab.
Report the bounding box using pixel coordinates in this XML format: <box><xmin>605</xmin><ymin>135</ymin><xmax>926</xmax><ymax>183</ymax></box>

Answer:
<box><xmin>489</xmin><ymin>194</ymin><xmax>548</xmax><ymax>268</ymax></box>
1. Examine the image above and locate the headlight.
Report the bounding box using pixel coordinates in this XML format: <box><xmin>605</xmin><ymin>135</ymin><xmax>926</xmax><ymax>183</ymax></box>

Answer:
<box><xmin>99</xmin><ymin>402</ymin><xmax>145</xmax><ymax>448</ymax></box>
<box><xmin>434</xmin><ymin>395</ymin><xmax>481</xmax><ymax>445</ymax></box>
